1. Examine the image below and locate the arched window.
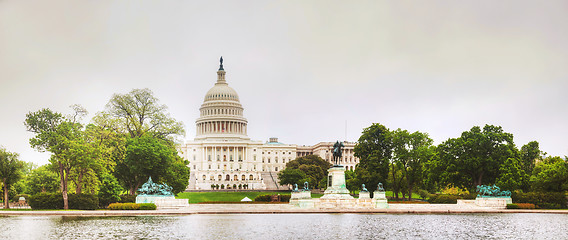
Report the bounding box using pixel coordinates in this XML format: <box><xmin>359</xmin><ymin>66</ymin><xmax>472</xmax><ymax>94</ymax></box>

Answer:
<box><xmin>218</xmin><ymin>175</ymin><xmax>222</xmax><ymax>181</ymax></box>
<box><xmin>249</xmin><ymin>174</ymin><xmax>254</xmax><ymax>180</ymax></box>
<box><xmin>226</xmin><ymin>174</ymin><xmax>230</xmax><ymax>181</ymax></box>
<box><xmin>202</xmin><ymin>175</ymin><xmax>206</xmax><ymax>180</ymax></box>
<box><xmin>275</xmin><ymin>157</ymin><xmax>278</xmax><ymax>163</ymax></box>
<box><xmin>234</xmin><ymin>175</ymin><xmax>238</xmax><ymax>181</ymax></box>
<box><xmin>242</xmin><ymin>175</ymin><xmax>246</xmax><ymax>181</ymax></box>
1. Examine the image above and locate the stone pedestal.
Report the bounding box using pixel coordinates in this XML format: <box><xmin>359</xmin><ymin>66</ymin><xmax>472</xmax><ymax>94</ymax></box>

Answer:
<box><xmin>475</xmin><ymin>197</ymin><xmax>512</xmax><ymax>208</ymax></box>
<box><xmin>372</xmin><ymin>191</ymin><xmax>388</xmax><ymax>209</ymax></box>
<box><xmin>359</xmin><ymin>191</ymin><xmax>371</xmax><ymax>199</ymax></box>
<box><xmin>136</xmin><ymin>195</ymin><xmax>189</xmax><ymax>209</ymax></box>
<box><xmin>290</xmin><ymin>191</ymin><xmax>315</xmax><ymax>208</ymax></box>
<box><xmin>320</xmin><ymin>166</ymin><xmax>354</xmax><ymax>200</ymax></box>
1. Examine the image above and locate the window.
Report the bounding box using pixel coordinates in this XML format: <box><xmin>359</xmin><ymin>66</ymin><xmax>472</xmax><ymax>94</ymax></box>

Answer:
<box><xmin>268</xmin><ymin>158</ymin><xmax>271</xmax><ymax>163</ymax></box>
<box><xmin>193</xmin><ymin>165</ymin><xmax>196</xmax><ymax>170</ymax></box>
<box><xmin>275</xmin><ymin>167</ymin><xmax>278</xmax><ymax>171</ymax></box>
<box><xmin>217</xmin><ymin>155</ymin><xmax>220</xmax><ymax>161</ymax></box>
<box><xmin>208</xmin><ymin>155</ymin><xmax>211</xmax><ymax>161</ymax></box>
<box><xmin>234</xmin><ymin>175</ymin><xmax>238</xmax><ymax>181</ymax></box>
<box><xmin>193</xmin><ymin>155</ymin><xmax>196</xmax><ymax>161</ymax></box>
<box><xmin>208</xmin><ymin>165</ymin><xmax>211</xmax><ymax>169</ymax></box>
<box><xmin>275</xmin><ymin>157</ymin><xmax>278</xmax><ymax>163</ymax></box>
<box><xmin>241</xmin><ymin>175</ymin><xmax>246</xmax><ymax>181</ymax></box>
<box><xmin>230</xmin><ymin>155</ymin><xmax>233</xmax><ymax>161</ymax></box>
<box><xmin>249</xmin><ymin>174</ymin><xmax>254</xmax><ymax>180</ymax></box>
<box><xmin>253</xmin><ymin>155</ymin><xmax>256</xmax><ymax>161</ymax></box>
<box><xmin>202</xmin><ymin>175</ymin><xmax>206</xmax><ymax>180</ymax></box>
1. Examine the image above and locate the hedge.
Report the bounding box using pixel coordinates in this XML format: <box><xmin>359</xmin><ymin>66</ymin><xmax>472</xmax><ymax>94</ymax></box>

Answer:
<box><xmin>119</xmin><ymin>194</ymin><xmax>136</xmax><ymax>203</ymax></box>
<box><xmin>507</xmin><ymin>203</ymin><xmax>536</xmax><ymax>209</ymax></box>
<box><xmin>108</xmin><ymin>203</ymin><xmax>156</xmax><ymax>210</ymax></box>
<box><xmin>427</xmin><ymin>194</ymin><xmax>458</xmax><ymax>204</ymax></box>
<box><xmin>512</xmin><ymin>192</ymin><xmax>566</xmax><ymax>209</ymax></box>
<box><xmin>28</xmin><ymin>193</ymin><xmax>98</xmax><ymax>210</ymax></box>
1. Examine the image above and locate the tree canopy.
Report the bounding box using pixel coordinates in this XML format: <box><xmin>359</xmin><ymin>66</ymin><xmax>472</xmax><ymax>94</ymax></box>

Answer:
<box><xmin>0</xmin><ymin>147</ymin><xmax>26</xmax><ymax>209</ymax></box>
<box><xmin>96</xmin><ymin>88</ymin><xmax>185</xmax><ymax>142</ymax></box>
<box><xmin>279</xmin><ymin>155</ymin><xmax>331</xmax><ymax>189</ymax></box>
<box><xmin>354</xmin><ymin>123</ymin><xmax>392</xmax><ymax>192</ymax></box>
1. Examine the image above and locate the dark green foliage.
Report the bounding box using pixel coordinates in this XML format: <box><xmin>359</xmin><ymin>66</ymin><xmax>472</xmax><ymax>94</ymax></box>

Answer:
<box><xmin>279</xmin><ymin>155</ymin><xmax>331</xmax><ymax>189</ymax></box>
<box><xmin>416</xmin><ymin>189</ymin><xmax>430</xmax><ymax>200</ymax></box>
<box><xmin>28</xmin><ymin>193</ymin><xmax>63</xmax><ymax>209</ymax></box>
<box><xmin>11</xmin><ymin>194</ymin><xmax>31</xmax><ymax>202</ymax></box>
<box><xmin>68</xmin><ymin>193</ymin><xmax>99</xmax><ymax>210</ymax></box>
<box><xmin>29</xmin><ymin>193</ymin><xmax>99</xmax><ymax>210</ymax></box>
<box><xmin>119</xmin><ymin>194</ymin><xmax>136</xmax><ymax>203</ymax></box>
<box><xmin>530</xmin><ymin>156</ymin><xmax>568</xmax><ymax>192</ymax></box>
<box><xmin>427</xmin><ymin>194</ymin><xmax>458</xmax><ymax>204</ymax></box>
<box><xmin>354</xmin><ymin>123</ymin><xmax>392</xmax><ymax>193</ymax></box>
<box><xmin>512</xmin><ymin>192</ymin><xmax>566</xmax><ymax>209</ymax></box>
<box><xmin>280</xmin><ymin>195</ymin><xmax>291</xmax><ymax>202</ymax></box>
<box><xmin>98</xmin><ymin>173</ymin><xmax>124</xmax><ymax>208</ymax></box>
<box><xmin>139</xmin><ymin>203</ymin><xmax>157</xmax><ymax>210</ymax></box>
<box><xmin>114</xmin><ymin>135</ymin><xmax>190</xmax><ymax>194</ymax></box>
<box><xmin>25</xmin><ymin>165</ymin><xmax>60</xmax><ymax>194</ymax></box>
<box><xmin>254</xmin><ymin>194</ymin><xmax>272</xmax><ymax>202</ymax></box>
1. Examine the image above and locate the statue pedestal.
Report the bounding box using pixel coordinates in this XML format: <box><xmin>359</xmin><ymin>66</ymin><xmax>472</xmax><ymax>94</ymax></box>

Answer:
<box><xmin>356</xmin><ymin>191</ymin><xmax>372</xmax><ymax>208</ymax></box>
<box><xmin>290</xmin><ymin>191</ymin><xmax>314</xmax><ymax>208</ymax></box>
<box><xmin>475</xmin><ymin>197</ymin><xmax>512</xmax><ymax>208</ymax></box>
<box><xmin>318</xmin><ymin>166</ymin><xmax>355</xmax><ymax>208</ymax></box>
<box><xmin>136</xmin><ymin>195</ymin><xmax>189</xmax><ymax>209</ymax></box>
<box><xmin>320</xmin><ymin>166</ymin><xmax>354</xmax><ymax>200</ymax></box>
<box><xmin>372</xmin><ymin>191</ymin><xmax>388</xmax><ymax>209</ymax></box>
<box><xmin>359</xmin><ymin>191</ymin><xmax>371</xmax><ymax>199</ymax></box>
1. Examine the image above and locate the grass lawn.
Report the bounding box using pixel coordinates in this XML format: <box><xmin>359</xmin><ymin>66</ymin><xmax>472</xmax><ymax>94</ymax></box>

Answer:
<box><xmin>177</xmin><ymin>191</ymin><xmax>323</xmax><ymax>203</ymax></box>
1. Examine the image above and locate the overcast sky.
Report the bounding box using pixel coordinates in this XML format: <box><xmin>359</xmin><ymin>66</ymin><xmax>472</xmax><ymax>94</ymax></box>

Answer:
<box><xmin>1</xmin><ymin>1</ymin><xmax>567</xmax><ymax>165</ymax></box>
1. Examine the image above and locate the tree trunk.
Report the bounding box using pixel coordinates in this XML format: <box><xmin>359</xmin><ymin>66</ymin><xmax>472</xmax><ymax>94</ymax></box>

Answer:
<box><xmin>474</xmin><ymin>172</ymin><xmax>484</xmax><ymax>187</ymax></box>
<box><xmin>59</xmin><ymin>163</ymin><xmax>69</xmax><ymax>210</ymax></box>
<box><xmin>76</xmin><ymin>170</ymin><xmax>83</xmax><ymax>194</ymax></box>
<box><xmin>3</xmin><ymin>179</ymin><xmax>9</xmax><ymax>209</ymax></box>
<box><xmin>408</xmin><ymin>185</ymin><xmax>413</xmax><ymax>201</ymax></box>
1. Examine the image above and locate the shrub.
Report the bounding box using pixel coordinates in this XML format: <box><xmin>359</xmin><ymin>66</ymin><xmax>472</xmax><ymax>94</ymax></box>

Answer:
<box><xmin>280</xmin><ymin>195</ymin><xmax>291</xmax><ymax>202</ymax></box>
<box><xmin>119</xmin><ymin>194</ymin><xmax>136</xmax><ymax>203</ymax></box>
<box><xmin>108</xmin><ymin>202</ymin><xmax>156</xmax><ymax>210</ymax></box>
<box><xmin>516</xmin><ymin>203</ymin><xmax>536</xmax><ymax>209</ymax></box>
<box><xmin>12</xmin><ymin>194</ymin><xmax>31</xmax><ymax>203</ymax></box>
<box><xmin>512</xmin><ymin>192</ymin><xmax>566</xmax><ymax>209</ymax></box>
<box><xmin>68</xmin><ymin>194</ymin><xmax>99</xmax><ymax>210</ymax></box>
<box><xmin>28</xmin><ymin>193</ymin><xmax>63</xmax><ymax>209</ymax></box>
<box><xmin>428</xmin><ymin>194</ymin><xmax>458</xmax><ymax>204</ymax></box>
<box><xmin>139</xmin><ymin>203</ymin><xmax>157</xmax><ymax>210</ymax></box>
<box><xmin>507</xmin><ymin>204</ymin><xmax>519</xmax><ymax>209</ymax></box>
<box><xmin>254</xmin><ymin>194</ymin><xmax>272</xmax><ymax>202</ymax></box>
<box><xmin>416</xmin><ymin>189</ymin><xmax>430</xmax><ymax>200</ymax></box>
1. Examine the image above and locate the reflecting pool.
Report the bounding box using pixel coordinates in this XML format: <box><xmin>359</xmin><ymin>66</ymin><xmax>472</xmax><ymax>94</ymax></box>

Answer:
<box><xmin>1</xmin><ymin>213</ymin><xmax>566</xmax><ymax>239</ymax></box>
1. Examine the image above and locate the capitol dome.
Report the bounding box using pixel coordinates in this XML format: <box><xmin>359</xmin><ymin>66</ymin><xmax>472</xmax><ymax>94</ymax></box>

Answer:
<box><xmin>195</xmin><ymin>57</ymin><xmax>249</xmax><ymax>140</ymax></box>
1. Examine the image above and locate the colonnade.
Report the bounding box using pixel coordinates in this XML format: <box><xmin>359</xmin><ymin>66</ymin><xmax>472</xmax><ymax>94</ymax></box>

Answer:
<box><xmin>196</xmin><ymin>121</ymin><xmax>247</xmax><ymax>135</ymax></box>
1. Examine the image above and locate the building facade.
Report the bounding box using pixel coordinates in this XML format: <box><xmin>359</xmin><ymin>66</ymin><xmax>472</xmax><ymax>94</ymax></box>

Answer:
<box><xmin>178</xmin><ymin>60</ymin><xmax>359</xmax><ymax>190</ymax></box>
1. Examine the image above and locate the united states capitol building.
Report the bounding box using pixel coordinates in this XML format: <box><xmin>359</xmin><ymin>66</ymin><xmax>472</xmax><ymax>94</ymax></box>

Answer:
<box><xmin>178</xmin><ymin>59</ymin><xmax>359</xmax><ymax>190</ymax></box>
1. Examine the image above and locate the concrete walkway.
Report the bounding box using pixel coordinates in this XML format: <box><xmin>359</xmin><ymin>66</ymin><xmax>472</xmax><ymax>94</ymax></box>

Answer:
<box><xmin>1</xmin><ymin>204</ymin><xmax>567</xmax><ymax>216</ymax></box>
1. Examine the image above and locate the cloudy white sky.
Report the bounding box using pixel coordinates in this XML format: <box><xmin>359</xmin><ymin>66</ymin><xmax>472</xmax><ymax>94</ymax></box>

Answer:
<box><xmin>1</xmin><ymin>1</ymin><xmax>567</xmax><ymax>165</ymax></box>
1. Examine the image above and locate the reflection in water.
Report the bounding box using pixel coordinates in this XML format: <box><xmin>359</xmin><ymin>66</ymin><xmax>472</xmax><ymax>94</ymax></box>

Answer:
<box><xmin>1</xmin><ymin>213</ymin><xmax>567</xmax><ymax>239</ymax></box>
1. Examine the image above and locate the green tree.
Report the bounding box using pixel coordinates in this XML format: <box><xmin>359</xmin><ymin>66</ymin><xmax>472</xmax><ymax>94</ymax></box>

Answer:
<box><xmin>114</xmin><ymin>135</ymin><xmax>189</xmax><ymax>194</ymax></box>
<box><xmin>434</xmin><ymin>125</ymin><xmax>516</xmax><ymax>190</ymax></box>
<box><xmin>96</xmin><ymin>88</ymin><xmax>185</xmax><ymax>141</ymax></box>
<box><xmin>0</xmin><ymin>147</ymin><xmax>26</xmax><ymax>208</ymax></box>
<box><xmin>495</xmin><ymin>158</ymin><xmax>524</xmax><ymax>191</ymax></box>
<box><xmin>530</xmin><ymin>156</ymin><xmax>568</xmax><ymax>192</ymax></box>
<box><xmin>391</xmin><ymin>129</ymin><xmax>434</xmax><ymax>200</ymax></box>
<box><xmin>25</xmin><ymin>108</ymin><xmax>84</xmax><ymax>209</ymax></box>
<box><xmin>278</xmin><ymin>168</ymin><xmax>307</xmax><ymax>186</ymax></box>
<box><xmin>280</xmin><ymin>155</ymin><xmax>331</xmax><ymax>189</ymax></box>
<box><xmin>354</xmin><ymin>123</ymin><xmax>392</xmax><ymax>192</ymax></box>
<box><xmin>25</xmin><ymin>165</ymin><xmax>60</xmax><ymax>194</ymax></box>
<box><xmin>98</xmin><ymin>173</ymin><xmax>124</xmax><ymax>207</ymax></box>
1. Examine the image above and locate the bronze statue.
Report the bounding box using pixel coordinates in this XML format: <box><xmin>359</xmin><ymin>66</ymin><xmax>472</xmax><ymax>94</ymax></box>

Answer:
<box><xmin>303</xmin><ymin>181</ymin><xmax>309</xmax><ymax>191</ymax></box>
<box><xmin>361</xmin><ymin>184</ymin><xmax>368</xmax><ymax>192</ymax></box>
<box><xmin>377</xmin><ymin>182</ymin><xmax>385</xmax><ymax>192</ymax></box>
<box><xmin>137</xmin><ymin>177</ymin><xmax>174</xmax><ymax>196</ymax></box>
<box><xmin>332</xmin><ymin>141</ymin><xmax>344</xmax><ymax>166</ymax></box>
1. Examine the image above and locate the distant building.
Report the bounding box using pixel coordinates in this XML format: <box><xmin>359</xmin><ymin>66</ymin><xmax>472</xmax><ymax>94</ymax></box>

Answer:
<box><xmin>178</xmin><ymin>59</ymin><xmax>359</xmax><ymax>190</ymax></box>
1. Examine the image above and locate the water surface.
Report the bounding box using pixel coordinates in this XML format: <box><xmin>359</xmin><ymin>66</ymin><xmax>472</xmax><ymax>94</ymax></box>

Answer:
<box><xmin>1</xmin><ymin>213</ymin><xmax>566</xmax><ymax>239</ymax></box>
